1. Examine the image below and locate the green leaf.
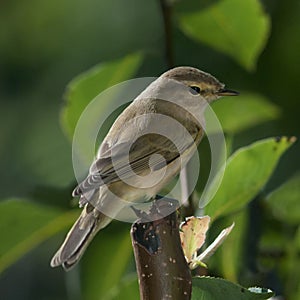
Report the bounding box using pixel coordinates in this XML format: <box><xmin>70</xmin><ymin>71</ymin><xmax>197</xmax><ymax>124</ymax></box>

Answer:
<box><xmin>81</xmin><ymin>223</ymin><xmax>133</xmax><ymax>300</ymax></box>
<box><xmin>0</xmin><ymin>199</ymin><xmax>78</xmax><ymax>273</ymax></box>
<box><xmin>61</xmin><ymin>53</ymin><xmax>143</xmax><ymax>139</ymax></box>
<box><xmin>192</xmin><ymin>277</ymin><xmax>273</xmax><ymax>300</ymax></box>
<box><xmin>105</xmin><ymin>274</ymin><xmax>139</xmax><ymax>300</ymax></box>
<box><xmin>266</xmin><ymin>173</ymin><xmax>300</xmax><ymax>225</ymax></box>
<box><xmin>178</xmin><ymin>0</ymin><xmax>271</xmax><ymax>71</ymax></box>
<box><xmin>211</xmin><ymin>93</ymin><xmax>280</xmax><ymax>134</ymax></box>
<box><xmin>204</xmin><ymin>137</ymin><xmax>296</xmax><ymax>221</ymax></box>
<box><xmin>296</xmin><ymin>227</ymin><xmax>300</xmax><ymax>251</ymax></box>
<box><xmin>218</xmin><ymin>211</ymin><xmax>248</xmax><ymax>282</ymax></box>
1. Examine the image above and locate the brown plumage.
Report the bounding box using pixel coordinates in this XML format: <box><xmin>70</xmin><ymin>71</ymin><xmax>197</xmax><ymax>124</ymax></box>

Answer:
<box><xmin>50</xmin><ymin>66</ymin><xmax>238</xmax><ymax>270</ymax></box>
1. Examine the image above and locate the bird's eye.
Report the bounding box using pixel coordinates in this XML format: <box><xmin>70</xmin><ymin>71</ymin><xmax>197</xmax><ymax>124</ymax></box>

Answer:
<box><xmin>189</xmin><ymin>86</ymin><xmax>201</xmax><ymax>95</ymax></box>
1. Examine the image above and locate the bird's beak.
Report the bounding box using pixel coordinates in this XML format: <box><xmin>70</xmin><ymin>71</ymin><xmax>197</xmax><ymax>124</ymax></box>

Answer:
<box><xmin>217</xmin><ymin>88</ymin><xmax>239</xmax><ymax>96</ymax></box>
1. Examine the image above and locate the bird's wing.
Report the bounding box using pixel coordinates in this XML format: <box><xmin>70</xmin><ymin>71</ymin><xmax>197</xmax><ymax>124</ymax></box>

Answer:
<box><xmin>73</xmin><ymin>133</ymin><xmax>193</xmax><ymax>197</ymax></box>
<box><xmin>73</xmin><ymin>98</ymin><xmax>202</xmax><ymax>198</ymax></box>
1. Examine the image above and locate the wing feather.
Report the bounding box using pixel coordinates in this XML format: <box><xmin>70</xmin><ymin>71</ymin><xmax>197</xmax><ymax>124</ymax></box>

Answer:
<box><xmin>73</xmin><ymin>134</ymin><xmax>190</xmax><ymax>196</ymax></box>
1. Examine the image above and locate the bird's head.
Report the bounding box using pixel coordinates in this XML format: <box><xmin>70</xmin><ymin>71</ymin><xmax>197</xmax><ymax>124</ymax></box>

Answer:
<box><xmin>162</xmin><ymin>66</ymin><xmax>239</xmax><ymax>103</ymax></box>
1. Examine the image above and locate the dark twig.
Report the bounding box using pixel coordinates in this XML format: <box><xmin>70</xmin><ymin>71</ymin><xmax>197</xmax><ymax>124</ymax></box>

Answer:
<box><xmin>131</xmin><ymin>199</ymin><xmax>192</xmax><ymax>300</ymax></box>
<box><xmin>159</xmin><ymin>0</ymin><xmax>174</xmax><ymax>68</ymax></box>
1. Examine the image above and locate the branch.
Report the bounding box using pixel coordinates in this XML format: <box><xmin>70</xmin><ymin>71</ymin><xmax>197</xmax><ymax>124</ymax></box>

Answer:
<box><xmin>159</xmin><ymin>0</ymin><xmax>195</xmax><ymax>213</ymax></box>
<box><xmin>131</xmin><ymin>199</ymin><xmax>192</xmax><ymax>299</ymax></box>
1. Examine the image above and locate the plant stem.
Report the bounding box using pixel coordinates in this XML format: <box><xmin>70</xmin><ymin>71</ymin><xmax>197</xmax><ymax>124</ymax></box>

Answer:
<box><xmin>159</xmin><ymin>0</ymin><xmax>174</xmax><ymax>68</ymax></box>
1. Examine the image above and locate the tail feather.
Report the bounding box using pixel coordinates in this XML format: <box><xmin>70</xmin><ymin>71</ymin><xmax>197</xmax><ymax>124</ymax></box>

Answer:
<box><xmin>50</xmin><ymin>204</ymin><xmax>111</xmax><ymax>270</ymax></box>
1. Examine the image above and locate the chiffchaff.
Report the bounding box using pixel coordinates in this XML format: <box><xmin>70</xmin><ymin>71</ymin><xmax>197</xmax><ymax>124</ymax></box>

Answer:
<box><xmin>51</xmin><ymin>66</ymin><xmax>238</xmax><ymax>270</ymax></box>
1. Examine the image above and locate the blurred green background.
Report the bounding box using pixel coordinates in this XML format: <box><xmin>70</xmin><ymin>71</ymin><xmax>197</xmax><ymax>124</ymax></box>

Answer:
<box><xmin>0</xmin><ymin>0</ymin><xmax>299</xmax><ymax>299</ymax></box>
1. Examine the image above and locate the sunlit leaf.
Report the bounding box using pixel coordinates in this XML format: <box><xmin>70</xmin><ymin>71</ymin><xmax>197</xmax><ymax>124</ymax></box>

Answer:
<box><xmin>211</xmin><ymin>93</ymin><xmax>280</xmax><ymax>134</ymax></box>
<box><xmin>196</xmin><ymin>222</ymin><xmax>234</xmax><ymax>264</ymax></box>
<box><xmin>61</xmin><ymin>53</ymin><xmax>143</xmax><ymax>139</ymax></box>
<box><xmin>180</xmin><ymin>216</ymin><xmax>210</xmax><ymax>263</ymax></box>
<box><xmin>192</xmin><ymin>277</ymin><xmax>273</xmax><ymax>299</ymax></box>
<box><xmin>266</xmin><ymin>173</ymin><xmax>300</xmax><ymax>225</ymax></box>
<box><xmin>178</xmin><ymin>0</ymin><xmax>271</xmax><ymax>70</ymax></box>
<box><xmin>204</xmin><ymin>137</ymin><xmax>296</xmax><ymax>221</ymax></box>
<box><xmin>0</xmin><ymin>199</ymin><xmax>78</xmax><ymax>274</ymax></box>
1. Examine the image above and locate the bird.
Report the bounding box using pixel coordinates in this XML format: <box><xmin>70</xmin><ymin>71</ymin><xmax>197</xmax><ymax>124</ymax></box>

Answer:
<box><xmin>50</xmin><ymin>66</ymin><xmax>238</xmax><ymax>270</ymax></box>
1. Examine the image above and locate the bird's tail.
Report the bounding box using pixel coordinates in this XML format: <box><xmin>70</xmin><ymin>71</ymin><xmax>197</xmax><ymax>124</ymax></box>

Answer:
<box><xmin>50</xmin><ymin>204</ymin><xmax>111</xmax><ymax>270</ymax></box>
